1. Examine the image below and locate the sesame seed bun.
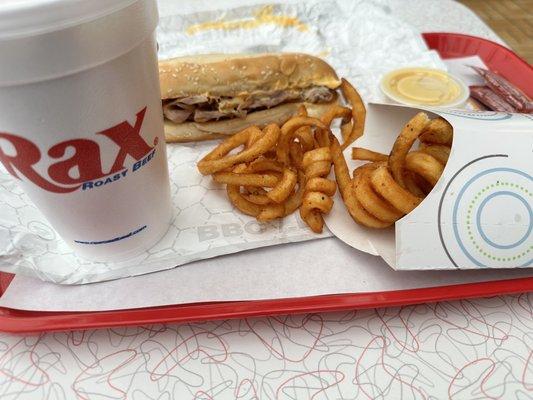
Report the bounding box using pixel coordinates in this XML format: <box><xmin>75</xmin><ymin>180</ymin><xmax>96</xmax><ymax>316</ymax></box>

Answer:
<box><xmin>159</xmin><ymin>53</ymin><xmax>341</xmax><ymax>100</ymax></box>
<box><xmin>159</xmin><ymin>53</ymin><xmax>341</xmax><ymax>142</ymax></box>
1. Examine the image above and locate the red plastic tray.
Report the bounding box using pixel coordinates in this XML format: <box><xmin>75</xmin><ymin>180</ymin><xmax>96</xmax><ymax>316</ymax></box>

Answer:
<box><xmin>1</xmin><ymin>33</ymin><xmax>532</xmax><ymax>334</ymax></box>
<box><xmin>423</xmin><ymin>32</ymin><xmax>533</xmax><ymax>97</ymax></box>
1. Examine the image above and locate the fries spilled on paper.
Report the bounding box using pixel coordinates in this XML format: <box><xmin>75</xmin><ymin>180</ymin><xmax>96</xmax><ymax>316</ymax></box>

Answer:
<box><xmin>196</xmin><ymin>79</ymin><xmax>365</xmax><ymax>233</ymax></box>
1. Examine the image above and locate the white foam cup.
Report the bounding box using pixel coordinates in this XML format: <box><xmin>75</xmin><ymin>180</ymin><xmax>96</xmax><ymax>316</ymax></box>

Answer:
<box><xmin>0</xmin><ymin>0</ymin><xmax>173</xmax><ymax>262</ymax></box>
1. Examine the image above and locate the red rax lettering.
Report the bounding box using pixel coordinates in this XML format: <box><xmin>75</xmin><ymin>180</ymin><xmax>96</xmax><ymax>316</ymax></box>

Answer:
<box><xmin>0</xmin><ymin>106</ymin><xmax>151</xmax><ymax>193</ymax></box>
<box><xmin>98</xmin><ymin>107</ymin><xmax>152</xmax><ymax>174</ymax></box>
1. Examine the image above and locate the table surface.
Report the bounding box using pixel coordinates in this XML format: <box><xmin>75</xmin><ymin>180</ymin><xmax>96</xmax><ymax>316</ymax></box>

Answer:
<box><xmin>1</xmin><ymin>1</ymin><xmax>531</xmax><ymax>399</ymax></box>
<box><xmin>458</xmin><ymin>0</ymin><xmax>533</xmax><ymax>63</ymax></box>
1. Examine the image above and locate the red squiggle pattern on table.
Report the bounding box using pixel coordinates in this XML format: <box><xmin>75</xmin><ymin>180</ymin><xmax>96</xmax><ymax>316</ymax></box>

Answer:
<box><xmin>0</xmin><ymin>295</ymin><xmax>532</xmax><ymax>399</ymax></box>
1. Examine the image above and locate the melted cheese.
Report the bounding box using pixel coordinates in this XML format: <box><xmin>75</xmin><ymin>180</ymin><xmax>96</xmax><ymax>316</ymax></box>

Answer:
<box><xmin>186</xmin><ymin>5</ymin><xmax>308</xmax><ymax>35</ymax></box>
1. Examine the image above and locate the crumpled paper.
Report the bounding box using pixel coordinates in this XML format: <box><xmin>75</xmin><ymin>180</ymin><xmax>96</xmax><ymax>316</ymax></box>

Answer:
<box><xmin>0</xmin><ymin>0</ymin><xmax>444</xmax><ymax>284</ymax></box>
<box><xmin>157</xmin><ymin>0</ymin><xmax>444</xmax><ymax>102</ymax></box>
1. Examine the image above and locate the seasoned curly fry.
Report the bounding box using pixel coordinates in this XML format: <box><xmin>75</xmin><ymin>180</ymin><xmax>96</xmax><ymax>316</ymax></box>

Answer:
<box><xmin>340</xmin><ymin>78</ymin><xmax>366</xmax><ymax>150</ymax></box>
<box><xmin>331</xmin><ymin>138</ymin><xmax>392</xmax><ymax>228</ymax></box>
<box><xmin>286</xmin><ymin>107</ymin><xmax>314</xmax><ymax>166</ymax></box>
<box><xmin>277</xmin><ymin>116</ymin><xmax>329</xmax><ymax>165</ymax></box>
<box><xmin>418</xmin><ymin>143</ymin><xmax>450</xmax><ymax>165</ymax></box>
<box><xmin>419</xmin><ymin>117</ymin><xmax>453</xmax><ymax>146</ymax></box>
<box><xmin>341</xmin><ymin>121</ymin><xmax>352</xmax><ymax>142</ymax></box>
<box><xmin>289</xmin><ymin>142</ymin><xmax>304</xmax><ymax>169</ymax></box>
<box><xmin>257</xmin><ymin>171</ymin><xmax>306</xmax><ymax>221</ymax></box>
<box><xmin>226</xmin><ymin>164</ymin><xmax>262</xmax><ymax>217</ymax></box>
<box><xmin>243</xmin><ymin>187</ymin><xmax>271</xmax><ymax>205</ymax></box>
<box><xmin>336</xmin><ymin>111</ymin><xmax>452</xmax><ymax>228</ymax></box>
<box><xmin>247</xmin><ymin>159</ymin><xmax>284</xmax><ymax>173</ymax></box>
<box><xmin>300</xmin><ymin>192</ymin><xmax>334</xmax><ymax>232</ymax></box>
<box><xmin>322</xmin><ymin>105</ymin><xmax>352</xmax><ymax>127</ymax></box>
<box><xmin>315</xmin><ymin>104</ymin><xmax>352</xmax><ymax>147</ymax></box>
<box><xmin>302</xmin><ymin>147</ymin><xmax>333</xmax><ymax>178</ymax></box>
<box><xmin>299</xmin><ymin>146</ymin><xmax>336</xmax><ymax>233</ymax></box>
<box><xmin>257</xmin><ymin>203</ymin><xmax>285</xmax><ymax>222</ymax></box>
<box><xmin>352</xmin><ymin>147</ymin><xmax>388</xmax><ymax>162</ymax></box>
<box><xmin>267</xmin><ymin>168</ymin><xmax>297</xmax><ymax>203</ymax></box>
<box><xmin>198</xmin><ymin>78</ymin><xmax>452</xmax><ymax>233</ymax></box>
<box><xmin>405</xmin><ymin>151</ymin><xmax>444</xmax><ymax>186</ymax></box>
<box><xmin>370</xmin><ymin>166</ymin><xmax>422</xmax><ymax>214</ymax></box>
<box><xmin>305</xmin><ymin>177</ymin><xmax>336</xmax><ymax>197</ymax></box>
<box><xmin>227</xmin><ymin>184</ymin><xmax>262</xmax><ymax>216</ymax></box>
<box><xmin>354</xmin><ymin>166</ymin><xmax>403</xmax><ymax>223</ymax></box>
<box><xmin>403</xmin><ymin>171</ymin><xmax>426</xmax><ymax>197</ymax></box>
<box><xmin>282</xmin><ymin>171</ymin><xmax>306</xmax><ymax>216</ymax></box>
<box><xmin>388</xmin><ymin>112</ymin><xmax>430</xmax><ymax>188</ymax></box>
<box><xmin>198</xmin><ymin>124</ymin><xmax>279</xmax><ymax>175</ymax></box>
<box><xmin>213</xmin><ymin>172</ymin><xmax>279</xmax><ymax>187</ymax></box>
<box><xmin>246</xmin><ymin>127</ymin><xmax>263</xmax><ymax>148</ymax></box>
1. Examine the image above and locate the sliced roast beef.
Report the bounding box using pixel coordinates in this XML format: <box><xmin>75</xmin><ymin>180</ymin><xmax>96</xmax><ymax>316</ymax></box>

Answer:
<box><xmin>218</xmin><ymin>97</ymin><xmax>249</xmax><ymax>118</ymax></box>
<box><xmin>247</xmin><ymin>90</ymin><xmax>299</xmax><ymax>109</ymax></box>
<box><xmin>164</xmin><ymin>86</ymin><xmax>335</xmax><ymax>123</ymax></box>
<box><xmin>162</xmin><ymin>99</ymin><xmax>194</xmax><ymax>123</ymax></box>
<box><xmin>302</xmin><ymin>86</ymin><xmax>334</xmax><ymax>103</ymax></box>
<box><xmin>163</xmin><ymin>108</ymin><xmax>192</xmax><ymax>123</ymax></box>
<box><xmin>194</xmin><ymin>109</ymin><xmax>232</xmax><ymax>123</ymax></box>
<box><xmin>177</xmin><ymin>94</ymin><xmax>211</xmax><ymax>105</ymax></box>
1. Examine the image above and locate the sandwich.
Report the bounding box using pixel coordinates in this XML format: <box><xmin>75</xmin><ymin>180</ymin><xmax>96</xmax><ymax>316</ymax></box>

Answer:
<box><xmin>159</xmin><ymin>53</ymin><xmax>341</xmax><ymax>142</ymax></box>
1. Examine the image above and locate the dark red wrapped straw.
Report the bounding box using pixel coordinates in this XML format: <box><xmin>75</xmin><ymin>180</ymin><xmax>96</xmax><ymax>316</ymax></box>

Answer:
<box><xmin>470</xmin><ymin>66</ymin><xmax>532</xmax><ymax>113</ymax></box>
<box><xmin>469</xmin><ymin>85</ymin><xmax>516</xmax><ymax>112</ymax></box>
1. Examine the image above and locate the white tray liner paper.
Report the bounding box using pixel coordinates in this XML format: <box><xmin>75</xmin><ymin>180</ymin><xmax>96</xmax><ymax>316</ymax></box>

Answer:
<box><xmin>2</xmin><ymin>237</ymin><xmax>532</xmax><ymax>312</ymax></box>
<box><xmin>0</xmin><ymin>0</ymin><xmax>444</xmax><ymax>284</ymax></box>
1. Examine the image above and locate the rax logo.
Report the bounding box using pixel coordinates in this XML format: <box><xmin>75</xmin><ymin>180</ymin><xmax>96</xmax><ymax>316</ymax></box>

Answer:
<box><xmin>0</xmin><ymin>107</ymin><xmax>153</xmax><ymax>193</ymax></box>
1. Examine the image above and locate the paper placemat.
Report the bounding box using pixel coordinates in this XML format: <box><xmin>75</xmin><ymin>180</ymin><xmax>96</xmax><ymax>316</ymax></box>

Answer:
<box><xmin>2</xmin><ymin>236</ymin><xmax>532</xmax><ymax>311</ymax></box>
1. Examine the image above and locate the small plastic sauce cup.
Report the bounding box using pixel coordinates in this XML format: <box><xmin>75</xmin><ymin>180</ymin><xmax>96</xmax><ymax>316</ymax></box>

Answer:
<box><xmin>380</xmin><ymin>67</ymin><xmax>469</xmax><ymax>108</ymax></box>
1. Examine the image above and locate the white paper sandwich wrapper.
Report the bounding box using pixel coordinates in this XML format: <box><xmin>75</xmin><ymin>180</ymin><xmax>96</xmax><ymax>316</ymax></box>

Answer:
<box><xmin>156</xmin><ymin>0</ymin><xmax>444</xmax><ymax>102</ymax></box>
<box><xmin>0</xmin><ymin>0</ymin><xmax>445</xmax><ymax>284</ymax></box>
<box><xmin>0</xmin><ymin>142</ymin><xmax>332</xmax><ymax>284</ymax></box>
<box><xmin>326</xmin><ymin>104</ymin><xmax>533</xmax><ymax>270</ymax></box>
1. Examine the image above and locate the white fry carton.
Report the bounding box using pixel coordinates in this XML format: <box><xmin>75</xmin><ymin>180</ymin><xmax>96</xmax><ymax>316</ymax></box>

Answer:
<box><xmin>327</xmin><ymin>104</ymin><xmax>533</xmax><ymax>270</ymax></box>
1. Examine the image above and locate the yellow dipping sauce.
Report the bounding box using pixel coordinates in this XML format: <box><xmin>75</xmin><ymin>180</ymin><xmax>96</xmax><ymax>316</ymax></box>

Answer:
<box><xmin>381</xmin><ymin>68</ymin><xmax>467</xmax><ymax>107</ymax></box>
